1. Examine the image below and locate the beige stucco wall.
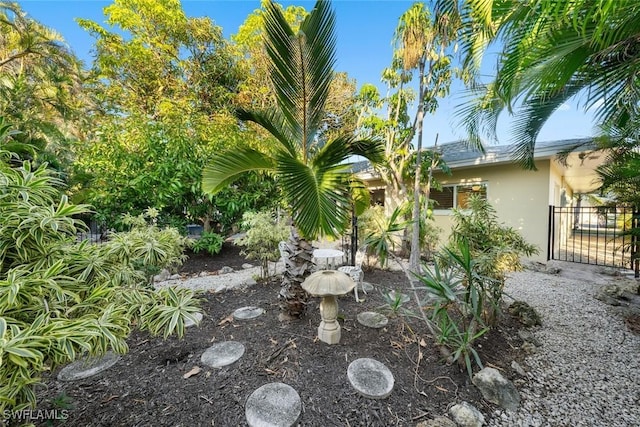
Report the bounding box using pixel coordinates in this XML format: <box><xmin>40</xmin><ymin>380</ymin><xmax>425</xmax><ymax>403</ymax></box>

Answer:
<box><xmin>431</xmin><ymin>159</ymin><xmax>552</xmax><ymax>262</ymax></box>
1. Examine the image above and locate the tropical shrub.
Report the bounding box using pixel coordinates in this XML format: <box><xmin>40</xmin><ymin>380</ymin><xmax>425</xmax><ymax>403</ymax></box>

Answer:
<box><xmin>191</xmin><ymin>231</ymin><xmax>224</xmax><ymax>256</ymax></box>
<box><xmin>359</xmin><ymin>206</ymin><xmax>406</xmax><ymax>268</ymax></box>
<box><xmin>0</xmin><ymin>155</ymin><xmax>200</xmax><ymax>412</ymax></box>
<box><xmin>418</xmin><ymin>240</ymin><xmax>491</xmax><ymax>378</ymax></box>
<box><xmin>236</xmin><ymin>211</ymin><xmax>289</xmax><ymax>278</ymax></box>
<box><xmin>447</xmin><ymin>195</ymin><xmax>538</xmax><ymax>322</ymax></box>
<box><xmin>416</xmin><ymin>196</ymin><xmax>538</xmax><ymax>377</ymax></box>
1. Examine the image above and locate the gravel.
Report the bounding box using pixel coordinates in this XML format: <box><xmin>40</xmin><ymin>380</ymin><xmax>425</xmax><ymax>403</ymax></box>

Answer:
<box><xmin>489</xmin><ymin>262</ymin><xmax>640</xmax><ymax>427</ymax></box>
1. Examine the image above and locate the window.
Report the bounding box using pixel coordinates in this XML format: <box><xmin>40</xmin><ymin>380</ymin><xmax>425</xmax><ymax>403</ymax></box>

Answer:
<box><xmin>430</xmin><ymin>183</ymin><xmax>487</xmax><ymax>210</ymax></box>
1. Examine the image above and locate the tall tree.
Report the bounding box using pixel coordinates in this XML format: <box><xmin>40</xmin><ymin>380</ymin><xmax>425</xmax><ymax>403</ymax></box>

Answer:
<box><xmin>355</xmin><ymin>2</ymin><xmax>459</xmax><ymax>270</ymax></box>
<box><xmin>202</xmin><ymin>0</ymin><xmax>383</xmax><ymax>317</ymax></box>
<box><xmin>438</xmin><ymin>0</ymin><xmax>640</xmax><ymax>169</ymax></box>
<box><xmin>75</xmin><ymin>0</ymin><xmax>276</xmax><ymax>228</ymax></box>
<box><xmin>0</xmin><ymin>1</ymin><xmax>87</xmax><ymax>171</ymax></box>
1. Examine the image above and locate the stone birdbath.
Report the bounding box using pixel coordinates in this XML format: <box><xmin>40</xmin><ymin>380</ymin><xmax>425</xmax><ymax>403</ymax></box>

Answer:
<box><xmin>302</xmin><ymin>270</ymin><xmax>355</xmax><ymax>344</ymax></box>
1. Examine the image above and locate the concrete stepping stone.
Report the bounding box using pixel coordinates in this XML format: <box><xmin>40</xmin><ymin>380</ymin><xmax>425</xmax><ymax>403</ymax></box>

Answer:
<box><xmin>347</xmin><ymin>358</ymin><xmax>394</xmax><ymax>399</ymax></box>
<box><xmin>57</xmin><ymin>351</ymin><xmax>120</xmax><ymax>381</ymax></box>
<box><xmin>201</xmin><ymin>341</ymin><xmax>245</xmax><ymax>368</ymax></box>
<box><xmin>359</xmin><ymin>282</ymin><xmax>375</xmax><ymax>293</ymax></box>
<box><xmin>245</xmin><ymin>382</ymin><xmax>301</xmax><ymax>427</ymax></box>
<box><xmin>233</xmin><ymin>306</ymin><xmax>265</xmax><ymax>320</ymax></box>
<box><xmin>357</xmin><ymin>311</ymin><xmax>389</xmax><ymax>329</ymax></box>
<box><xmin>185</xmin><ymin>312</ymin><xmax>203</xmax><ymax>328</ymax></box>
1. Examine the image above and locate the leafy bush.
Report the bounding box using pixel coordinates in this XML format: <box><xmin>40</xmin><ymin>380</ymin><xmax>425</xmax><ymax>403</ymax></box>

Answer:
<box><xmin>191</xmin><ymin>231</ymin><xmax>224</xmax><ymax>256</ymax></box>
<box><xmin>236</xmin><ymin>211</ymin><xmax>289</xmax><ymax>278</ymax></box>
<box><xmin>359</xmin><ymin>205</ymin><xmax>406</xmax><ymax>268</ymax></box>
<box><xmin>418</xmin><ymin>240</ymin><xmax>491</xmax><ymax>377</ymax></box>
<box><xmin>0</xmin><ymin>154</ymin><xmax>200</xmax><ymax>412</ymax></box>
<box><xmin>448</xmin><ymin>195</ymin><xmax>538</xmax><ymax>323</ymax></box>
<box><xmin>415</xmin><ymin>195</ymin><xmax>538</xmax><ymax>377</ymax></box>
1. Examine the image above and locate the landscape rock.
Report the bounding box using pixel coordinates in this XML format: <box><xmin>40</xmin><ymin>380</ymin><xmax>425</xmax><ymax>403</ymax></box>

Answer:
<box><xmin>510</xmin><ymin>361</ymin><xmax>526</xmax><ymax>377</ymax></box>
<box><xmin>184</xmin><ymin>312</ymin><xmax>203</xmax><ymax>328</ymax></box>
<box><xmin>153</xmin><ymin>268</ymin><xmax>170</xmax><ymax>282</ymax></box>
<box><xmin>242</xmin><ymin>263</ymin><xmax>254</xmax><ymax>269</ymax></box>
<box><xmin>508</xmin><ymin>301</ymin><xmax>541</xmax><ymax>326</ymax></box>
<box><xmin>357</xmin><ymin>311</ymin><xmax>389</xmax><ymax>329</ymax></box>
<box><xmin>449</xmin><ymin>401</ymin><xmax>485</xmax><ymax>427</ymax></box>
<box><xmin>473</xmin><ymin>367</ymin><xmax>520</xmax><ymax>411</ymax></box>
<box><xmin>219</xmin><ymin>266</ymin><xmax>234</xmax><ymax>274</ymax></box>
<box><xmin>233</xmin><ymin>306</ymin><xmax>265</xmax><ymax>320</ymax></box>
<box><xmin>169</xmin><ymin>273</ymin><xmax>181</xmax><ymax>280</ymax></box>
<box><xmin>243</xmin><ymin>277</ymin><xmax>258</xmax><ymax>286</ymax></box>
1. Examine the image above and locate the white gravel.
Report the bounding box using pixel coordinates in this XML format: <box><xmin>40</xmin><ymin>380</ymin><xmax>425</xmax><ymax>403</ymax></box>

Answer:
<box><xmin>490</xmin><ymin>262</ymin><xmax>640</xmax><ymax>427</ymax></box>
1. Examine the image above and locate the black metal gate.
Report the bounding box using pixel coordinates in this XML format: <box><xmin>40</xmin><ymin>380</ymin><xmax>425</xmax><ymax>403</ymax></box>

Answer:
<box><xmin>548</xmin><ymin>205</ymin><xmax>638</xmax><ymax>273</ymax></box>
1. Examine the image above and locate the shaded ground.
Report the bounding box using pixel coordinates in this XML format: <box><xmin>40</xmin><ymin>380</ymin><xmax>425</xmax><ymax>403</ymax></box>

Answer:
<box><xmin>35</xmin><ymin>243</ymin><xmax>527</xmax><ymax>426</ymax></box>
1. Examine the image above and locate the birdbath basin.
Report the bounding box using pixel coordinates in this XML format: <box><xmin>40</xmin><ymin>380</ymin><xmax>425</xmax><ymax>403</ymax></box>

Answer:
<box><xmin>302</xmin><ymin>270</ymin><xmax>355</xmax><ymax>344</ymax></box>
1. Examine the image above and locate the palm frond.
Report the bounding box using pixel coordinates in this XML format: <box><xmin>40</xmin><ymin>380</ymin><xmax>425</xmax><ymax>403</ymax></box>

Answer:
<box><xmin>202</xmin><ymin>147</ymin><xmax>276</xmax><ymax>195</ymax></box>
<box><xmin>262</xmin><ymin>0</ymin><xmax>336</xmax><ymax>158</ymax></box>
<box><xmin>276</xmin><ymin>152</ymin><xmax>350</xmax><ymax>240</ymax></box>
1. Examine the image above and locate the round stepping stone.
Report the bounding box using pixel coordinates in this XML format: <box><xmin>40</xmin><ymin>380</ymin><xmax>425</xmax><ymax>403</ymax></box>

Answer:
<box><xmin>359</xmin><ymin>282</ymin><xmax>374</xmax><ymax>293</ymax></box>
<box><xmin>57</xmin><ymin>351</ymin><xmax>120</xmax><ymax>381</ymax></box>
<box><xmin>233</xmin><ymin>306</ymin><xmax>265</xmax><ymax>320</ymax></box>
<box><xmin>347</xmin><ymin>358</ymin><xmax>394</xmax><ymax>399</ymax></box>
<box><xmin>201</xmin><ymin>341</ymin><xmax>245</xmax><ymax>368</ymax></box>
<box><xmin>245</xmin><ymin>382</ymin><xmax>301</xmax><ymax>427</ymax></box>
<box><xmin>357</xmin><ymin>311</ymin><xmax>389</xmax><ymax>329</ymax></box>
<box><xmin>185</xmin><ymin>312</ymin><xmax>203</xmax><ymax>328</ymax></box>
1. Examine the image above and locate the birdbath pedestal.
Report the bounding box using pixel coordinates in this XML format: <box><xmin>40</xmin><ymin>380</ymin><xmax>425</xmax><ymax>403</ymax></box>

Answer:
<box><xmin>302</xmin><ymin>270</ymin><xmax>355</xmax><ymax>344</ymax></box>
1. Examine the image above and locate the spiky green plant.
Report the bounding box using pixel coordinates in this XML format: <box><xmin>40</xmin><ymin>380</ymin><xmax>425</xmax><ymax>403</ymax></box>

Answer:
<box><xmin>0</xmin><ymin>140</ymin><xmax>200</xmax><ymax>412</ymax></box>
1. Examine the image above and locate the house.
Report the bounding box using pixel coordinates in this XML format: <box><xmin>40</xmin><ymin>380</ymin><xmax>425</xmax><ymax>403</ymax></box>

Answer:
<box><xmin>357</xmin><ymin>138</ymin><xmax>606</xmax><ymax>264</ymax></box>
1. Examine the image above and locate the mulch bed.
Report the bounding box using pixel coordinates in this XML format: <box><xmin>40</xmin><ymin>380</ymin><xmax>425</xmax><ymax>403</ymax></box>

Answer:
<box><xmin>35</xmin><ymin>243</ymin><xmax>527</xmax><ymax>426</ymax></box>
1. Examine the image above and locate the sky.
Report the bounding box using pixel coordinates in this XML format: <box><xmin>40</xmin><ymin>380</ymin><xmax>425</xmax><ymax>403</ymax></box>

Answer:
<box><xmin>18</xmin><ymin>0</ymin><xmax>599</xmax><ymax>146</ymax></box>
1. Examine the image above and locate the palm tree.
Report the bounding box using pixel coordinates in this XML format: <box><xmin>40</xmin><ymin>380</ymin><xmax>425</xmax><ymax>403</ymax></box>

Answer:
<box><xmin>392</xmin><ymin>2</ymin><xmax>460</xmax><ymax>272</ymax></box>
<box><xmin>202</xmin><ymin>0</ymin><xmax>383</xmax><ymax>317</ymax></box>
<box><xmin>437</xmin><ymin>0</ymin><xmax>640</xmax><ymax>169</ymax></box>
<box><xmin>0</xmin><ymin>1</ymin><xmax>87</xmax><ymax>169</ymax></box>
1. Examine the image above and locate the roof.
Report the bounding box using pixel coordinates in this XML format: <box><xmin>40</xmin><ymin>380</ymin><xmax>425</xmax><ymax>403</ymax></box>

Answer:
<box><xmin>353</xmin><ymin>137</ymin><xmax>603</xmax><ymax>193</ymax></box>
<box><xmin>436</xmin><ymin>138</ymin><xmax>596</xmax><ymax>168</ymax></box>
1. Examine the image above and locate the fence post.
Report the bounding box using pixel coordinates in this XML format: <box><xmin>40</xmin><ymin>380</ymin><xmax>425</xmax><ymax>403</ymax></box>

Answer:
<box><xmin>633</xmin><ymin>207</ymin><xmax>639</xmax><ymax>279</ymax></box>
<box><xmin>547</xmin><ymin>205</ymin><xmax>554</xmax><ymax>261</ymax></box>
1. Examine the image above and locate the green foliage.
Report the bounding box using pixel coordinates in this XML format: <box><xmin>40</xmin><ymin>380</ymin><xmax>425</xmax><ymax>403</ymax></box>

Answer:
<box><xmin>73</xmin><ymin>0</ymin><xmax>279</xmax><ymax>232</ymax></box>
<box><xmin>0</xmin><ymin>154</ymin><xmax>200</xmax><ymax>412</ymax></box>
<box><xmin>236</xmin><ymin>211</ymin><xmax>289</xmax><ymax>278</ymax></box>
<box><xmin>417</xmin><ymin>240</ymin><xmax>490</xmax><ymax>378</ymax></box>
<box><xmin>445</xmin><ymin>0</ymin><xmax>640</xmax><ymax>168</ymax></box>
<box><xmin>359</xmin><ymin>206</ymin><xmax>407</xmax><ymax>268</ymax></box>
<box><xmin>415</xmin><ymin>196</ymin><xmax>538</xmax><ymax>377</ymax></box>
<box><xmin>191</xmin><ymin>231</ymin><xmax>224</xmax><ymax>256</ymax></box>
<box><xmin>449</xmin><ymin>195</ymin><xmax>539</xmax><ymax>292</ymax></box>
<box><xmin>113</xmin><ymin>208</ymin><xmax>189</xmax><ymax>281</ymax></box>
<box><xmin>0</xmin><ymin>2</ymin><xmax>88</xmax><ymax>176</ymax></box>
<box><xmin>378</xmin><ymin>290</ymin><xmax>412</xmax><ymax>317</ymax></box>
<box><xmin>202</xmin><ymin>0</ymin><xmax>383</xmax><ymax>241</ymax></box>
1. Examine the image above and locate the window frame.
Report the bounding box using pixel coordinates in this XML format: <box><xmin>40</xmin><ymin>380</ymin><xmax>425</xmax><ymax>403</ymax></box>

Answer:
<box><xmin>431</xmin><ymin>182</ymin><xmax>488</xmax><ymax>213</ymax></box>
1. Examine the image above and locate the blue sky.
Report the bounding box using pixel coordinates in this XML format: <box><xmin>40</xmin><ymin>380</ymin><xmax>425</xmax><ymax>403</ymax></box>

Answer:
<box><xmin>19</xmin><ymin>0</ymin><xmax>598</xmax><ymax>145</ymax></box>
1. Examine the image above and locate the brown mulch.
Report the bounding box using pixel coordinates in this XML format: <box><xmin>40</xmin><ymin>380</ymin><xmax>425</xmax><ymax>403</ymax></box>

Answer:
<box><xmin>35</xmin><ymin>243</ymin><xmax>527</xmax><ymax>426</ymax></box>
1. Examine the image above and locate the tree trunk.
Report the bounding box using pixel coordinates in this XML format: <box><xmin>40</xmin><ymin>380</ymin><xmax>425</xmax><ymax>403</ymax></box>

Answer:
<box><xmin>409</xmin><ymin>60</ymin><xmax>426</xmax><ymax>273</ymax></box>
<box><xmin>279</xmin><ymin>226</ymin><xmax>314</xmax><ymax>317</ymax></box>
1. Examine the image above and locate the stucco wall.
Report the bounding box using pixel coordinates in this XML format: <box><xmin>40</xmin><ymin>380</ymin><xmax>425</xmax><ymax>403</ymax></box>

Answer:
<box><xmin>431</xmin><ymin>159</ymin><xmax>551</xmax><ymax>262</ymax></box>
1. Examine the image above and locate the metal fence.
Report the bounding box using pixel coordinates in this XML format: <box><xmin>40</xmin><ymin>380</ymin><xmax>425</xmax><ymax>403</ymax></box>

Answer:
<box><xmin>548</xmin><ymin>205</ymin><xmax>638</xmax><ymax>274</ymax></box>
